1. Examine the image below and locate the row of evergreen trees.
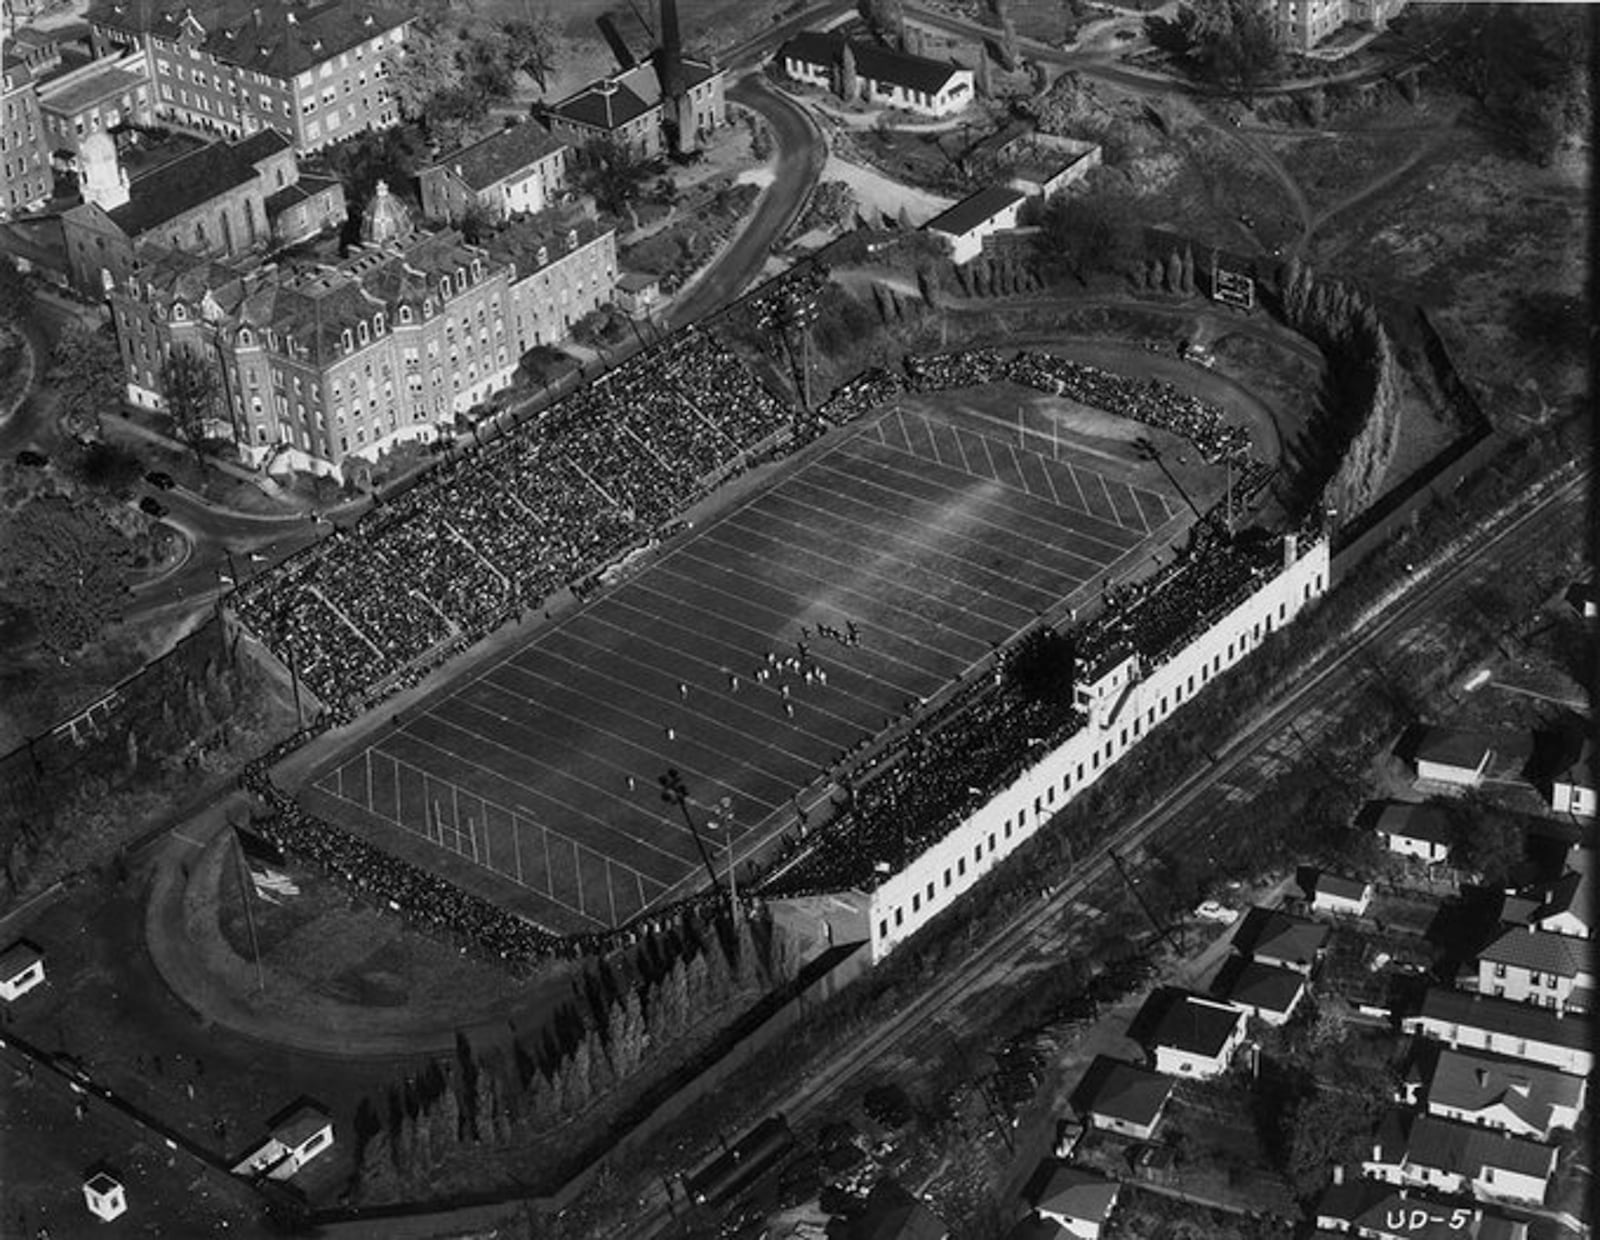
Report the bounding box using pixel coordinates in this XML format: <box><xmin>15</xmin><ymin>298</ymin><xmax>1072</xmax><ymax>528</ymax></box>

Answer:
<box><xmin>353</xmin><ymin>912</ymin><xmax>785</xmax><ymax>1201</ymax></box>
<box><xmin>1280</xmin><ymin>259</ymin><xmax>1403</xmax><ymax>521</ymax></box>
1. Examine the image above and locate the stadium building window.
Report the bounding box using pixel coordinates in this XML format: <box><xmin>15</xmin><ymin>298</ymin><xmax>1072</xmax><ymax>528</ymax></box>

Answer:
<box><xmin>895</xmin><ymin>908</ymin><xmax>903</xmax><ymax>927</ymax></box>
<box><xmin>912</xmin><ymin>894</ymin><xmax>920</xmax><ymax>913</ymax></box>
<box><xmin>879</xmin><ymin>920</ymin><xmax>888</xmax><ymax>939</ymax></box>
<box><xmin>926</xmin><ymin>882</ymin><xmax>934</xmax><ymax>902</ymax></box>
<box><xmin>957</xmin><ymin>858</ymin><xmax>966</xmax><ymax>877</ymax></box>
<box><xmin>987</xmin><ymin>833</ymin><xmax>995</xmax><ymax>852</ymax></box>
<box><xmin>943</xmin><ymin>869</ymin><xmax>951</xmax><ymax>888</ymax></box>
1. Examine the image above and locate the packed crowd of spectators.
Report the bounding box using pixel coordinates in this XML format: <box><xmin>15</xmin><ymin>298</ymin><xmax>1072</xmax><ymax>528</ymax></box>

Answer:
<box><xmin>905</xmin><ymin>349</ymin><xmax>1252</xmax><ymax>464</ymax></box>
<box><xmin>232</xmin><ymin>329</ymin><xmax>796</xmax><ymax>707</ymax></box>
<box><xmin>817</xmin><ymin>367</ymin><xmax>907</xmax><ymax>427</ymax></box>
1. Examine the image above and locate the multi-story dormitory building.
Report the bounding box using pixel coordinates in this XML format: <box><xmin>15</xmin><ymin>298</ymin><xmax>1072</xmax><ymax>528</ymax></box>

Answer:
<box><xmin>108</xmin><ymin>191</ymin><xmax>618</xmax><ymax>476</ymax></box>
<box><xmin>2</xmin><ymin>31</ymin><xmax>56</xmax><ymax>215</ymax></box>
<box><xmin>87</xmin><ymin>0</ymin><xmax>410</xmax><ymax>152</ymax></box>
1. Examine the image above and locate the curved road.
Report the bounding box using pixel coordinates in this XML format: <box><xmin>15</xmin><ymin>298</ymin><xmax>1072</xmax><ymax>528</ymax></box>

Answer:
<box><xmin>666</xmin><ymin>72</ymin><xmax>828</xmax><ymax>330</ymax></box>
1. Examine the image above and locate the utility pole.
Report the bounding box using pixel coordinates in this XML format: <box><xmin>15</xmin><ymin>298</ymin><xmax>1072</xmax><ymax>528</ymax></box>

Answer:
<box><xmin>229</xmin><ymin>829</ymin><xmax>266</xmax><ymax>994</ymax></box>
<box><xmin>1108</xmin><ymin>848</ymin><xmax>1180</xmax><ymax>952</ymax></box>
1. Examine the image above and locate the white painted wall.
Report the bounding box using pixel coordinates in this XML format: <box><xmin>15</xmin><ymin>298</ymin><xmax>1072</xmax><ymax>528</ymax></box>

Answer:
<box><xmin>867</xmin><ymin>537</ymin><xmax>1330</xmax><ymax>961</ymax></box>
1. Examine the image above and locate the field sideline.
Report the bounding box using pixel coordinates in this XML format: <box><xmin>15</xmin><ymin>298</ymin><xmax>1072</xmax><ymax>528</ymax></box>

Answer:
<box><xmin>297</xmin><ymin>383</ymin><xmax>1219</xmax><ymax>934</ymax></box>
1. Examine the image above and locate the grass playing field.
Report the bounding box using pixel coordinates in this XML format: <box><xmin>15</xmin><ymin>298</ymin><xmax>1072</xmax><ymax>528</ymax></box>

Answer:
<box><xmin>297</xmin><ymin>381</ymin><xmax>1214</xmax><ymax>935</ymax></box>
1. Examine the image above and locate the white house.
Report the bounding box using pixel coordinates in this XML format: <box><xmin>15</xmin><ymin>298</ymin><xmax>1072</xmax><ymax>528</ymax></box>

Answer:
<box><xmin>1071</xmin><ymin>1057</ymin><xmax>1174</xmax><ymax>1141</ymax></box>
<box><xmin>418</xmin><ymin>123</ymin><xmax>568</xmax><ymax>226</ymax></box>
<box><xmin>1475</xmin><ymin>926</ymin><xmax>1593</xmax><ymax>1013</ymax></box>
<box><xmin>1024</xmin><ymin>1162</ymin><xmax>1120</xmax><ymax>1240</ymax></box>
<box><xmin>232</xmin><ymin>1105</ymin><xmax>334</xmax><ymax>1181</ymax></box>
<box><xmin>1141</xmin><ymin>992</ymin><xmax>1248</xmax><ymax>1080</ymax></box>
<box><xmin>777</xmin><ymin>31</ymin><xmax>975</xmax><ymax>118</ymax></box>
<box><xmin>924</xmin><ymin>185</ymin><xmax>1027</xmax><ymax>265</ymax></box>
<box><xmin>1514</xmin><ymin>849</ymin><xmax>1593</xmax><ymax>940</ymax></box>
<box><xmin>1421</xmin><ymin>1045</ymin><xmax>1586</xmax><ymax>1141</ymax></box>
<box><xmin>1363</xmin><ymin>1112</ymin><xmax>1556</xmax><ymax>1207</ymax></box>
<box><xmin>83</xmin><ymin>1172</ymin><xmax>126</xmax><ymax>1222</ymax></box>
<box><xmin>0</xmin><ymin>941</ymin><xmax>44</xmax><ymax>1001</ymax></box>
<box><xmin>1311</xmin><ymin>872</ymin><xmax>1373</xmax><ymax>917</ymax></box>
<box><xmin>1413</xmin><ymin>729</ymin><xmax>1495</xmax><ymax>788</ymax></box>
<box><xmin>1219</xmin><ymin>959</ymin><xmax>1308</xmax><ymax>1027</ymax></box>
<box><xmin>1374</xmin><ymin>802</ymin><xmax>1453</xmax><ymax>863</ymax></box>
<box><xmin>1550</xmin><ymin>737</ymin><xmax>1595</xmax><ymax>819</ymax></box>
<box><xmin>1401</xmin><ymin>988</ymin><xmax>1593</xmax><ymax>1076</ymax></box>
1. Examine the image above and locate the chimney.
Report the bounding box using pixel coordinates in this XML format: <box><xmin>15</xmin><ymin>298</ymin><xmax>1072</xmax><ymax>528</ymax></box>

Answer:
<box><xmin>1475</xmin><ymin>1068</ymin><xmax>1489</xmax><ymax>1088</ymax></box>
<box><xmin>1332</xmin><ymin>1165</ymin><xmax>1345</xmax><ymax>1186</ymax></box>
<box><xmin>1282</xmin><ymin>532</ymin><xmax>1298</xmax><ymax>571</ymax></box>
<box><xmin>251</xmin><ymin>5</ymin><xmax>260</xmax><ymax>24</ymax></box>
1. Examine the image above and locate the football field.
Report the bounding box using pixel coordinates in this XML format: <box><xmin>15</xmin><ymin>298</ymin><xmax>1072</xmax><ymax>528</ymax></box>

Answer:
<box><xmin>298</xmin><ymin>384</ymin><xmax>1203</xmax><ymax>934</ymax></box>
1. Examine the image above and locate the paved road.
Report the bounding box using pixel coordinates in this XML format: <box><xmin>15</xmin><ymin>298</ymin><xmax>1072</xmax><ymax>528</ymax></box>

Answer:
<box><xmin>621</xmin><ymin>466</ymin><xmax>1586</xmax><ymax>1238</ymax></box>
<box><xmin>666</xmin><ymin>73</ymin><xmax>827</xmax><ymax>330</ymax></box>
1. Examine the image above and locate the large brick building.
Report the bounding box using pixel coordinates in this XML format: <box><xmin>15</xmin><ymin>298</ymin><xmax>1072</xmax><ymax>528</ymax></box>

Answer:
<box><xmin>2</xmin><ymin>34</ymin><xmax>55</xmax><ymax>215</ymax></box>
<box><xmin>87</xmin><ymin>0</ymin><xmax>410</xmax><ymax>151</ymax></box>
<box><xmin>107</xmin><ymin>193</ymin><xmax>619</xmax><ymax>476</ymax></box>
<box><xmin>1272</xmin><ymin>0</ymin><xmax>1406</xmax><ymax>51</ymax></box>
<box><xmin>60</xmin><ymin>127</ymin><xmax>344</xmax><ymax>296</ymax></box>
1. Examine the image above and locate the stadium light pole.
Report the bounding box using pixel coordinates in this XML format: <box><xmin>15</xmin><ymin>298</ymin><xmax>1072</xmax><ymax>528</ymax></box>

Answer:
<box><xmin>706</xmin><ymin>796</ymin><xmax>737</xmax><ymax>914</ymax></box>
<box><xmin>659</xmin><ymin>768</ymin><xmax>724</xmax><ymax>900</ymax></box>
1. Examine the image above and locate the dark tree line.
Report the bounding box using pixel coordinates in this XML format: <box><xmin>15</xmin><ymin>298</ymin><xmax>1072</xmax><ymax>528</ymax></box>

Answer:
<box><xmin>351</xmin><ymin>913</ymin><xmax>788</xmax><ymax>1201</ymax></box>
<box><xmin>1278</xmin><ymin>259</ymin><xmax>1402</xmax><ymax>522</ymax></box>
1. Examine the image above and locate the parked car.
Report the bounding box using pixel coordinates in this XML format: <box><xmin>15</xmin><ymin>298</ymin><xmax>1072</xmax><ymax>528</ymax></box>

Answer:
<box><xmin>138</xmin><ymin>496</ymin><xmax>166</xmax><ymax>517</ymax></box>
<box><xmin>144</xmin><ymin>470</ymin><xmax>176</xmax><ymax>490</ymax></box>
<box><xmin>1193</xmin><ymin>900</ymin><xmax>1238</xmax><ymax>924</ymax></box>
<box><xmin>14</xmin><ymin>449</ymin><xmax>47</xmax><ymax>467</ymax></box>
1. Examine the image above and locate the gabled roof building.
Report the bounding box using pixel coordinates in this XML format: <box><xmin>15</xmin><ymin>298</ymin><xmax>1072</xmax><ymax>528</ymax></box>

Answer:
<box><xmin>419</xmin><ymin>123</ymin><xmax>569</xmax><ymax>227</ymax></box>
<box><xmin>107</xmin><ymin>198</ymin><xmax>618</xmax><ymax>475</ymax></box>
<box><xmin>543</xmin><ymin>56</ymin><xmax>726</xmax><ymax>158</ymax></box>
<box><xmin>778</xmin><ymin>30</ymin><xmax>974</xmax><ymax>119</ymax></box>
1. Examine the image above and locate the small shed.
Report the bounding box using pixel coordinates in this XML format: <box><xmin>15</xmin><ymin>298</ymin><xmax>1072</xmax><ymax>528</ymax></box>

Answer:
<box><xmin>924</xmin><ymin>185</ymin><xmax>1027</xmax><ymax>265</ymax></box>
<box><xmin>1309</xmin><ymin>872</ymin><xmax>1373</xmax><ymax>917</ymax></box>
<box><xmin>232</xmin><ymin>1104</ymin><xmax>335</xmax><ymax>1181</ymax></box>
<box><xmin>83</xmin><ymin>1171</ymin><xmax>126</xmax><ymax>1221</ymax></box>
<box><xmin>0</xmin><ymin>940</ymin><xmax>45</xmax><ymax>1001</ymax></box>
<box><xmin>1414</xmin><ymin>728</ymin><xmax>1495</xmax><ymax>788</ymax></box>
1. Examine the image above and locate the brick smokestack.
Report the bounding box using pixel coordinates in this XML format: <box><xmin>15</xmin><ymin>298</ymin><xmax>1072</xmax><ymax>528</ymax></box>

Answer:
<box><xmin>656</xmin><ymin>0</ymin><xmax>693</xmax><ymax>153</ymax></box>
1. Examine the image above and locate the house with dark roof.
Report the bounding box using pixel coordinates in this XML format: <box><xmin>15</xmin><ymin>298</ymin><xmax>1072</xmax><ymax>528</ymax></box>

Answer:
<box><xmin>419</xmin><ymin>123</ymin><xmax>569</xmax><ymax>227</ymax></box>
<box><xmin>1232</xmin><ymin>906</ymin><xmax>1331</xmax><ymax>975</ymax></box>
<box><xmin>1362</xmin><ymin>1110</ymin><xmax>1556</xmax><ymax>1207</ymax></box>
<box><xmin>1509</xmin><ymin>847</ymin><xmax>1593</xmax><ymax>940</ymax></box>
<box><xmin>87</xmin><ymin>0</ymin><xmax>412</xmax><ymax>152</ymax></box>
<box><xmin>1413</xmin><ymin>728</ymin><xmax>1496</xmax><ymax>788</ymax></box>
<box><xmin>1214</xmin><ymin>958</ymin><xmax>1307</xmax><ymax>1027</ymax></box>
<box><xmin>1474</xmin><ymin>925</ymin><xmax>1592</xmax><ymax>1014</ymax></box>
<box><xmin>1310</xmin><ymin>871</ymin><xmax>1373</xmax><ymax>917</ymax></box>
<box><xmin>1401</xmin><ymin>988</ymin><xmax>1593</xmax><ymax>1075</ymax></box>
<box><xmin>924</xmin><ymin>184</ymin><xmax>1027</xmax><ymax>265</ymax></box>
<box><xmin>778</xmin><ymin>30</ymin><xmax>974</xmax><ymax>118</ymax></box>
<box><xmin>1070</xmin><ymin>1057</ymin><xmax>1173</xmax><ymax>1140</ymax></box>
<box><xmin>1416</xmin><ymin>1044</ymin><xmax>1586</xmax><ymax>1140</ymax></box>
<box><xmin>843</xmin><ymin>1179</ymin><xmax>948</xmax><ymax>1240</ymax></box>
<box><xmin>543</xmin><ymin>57</ymin><xmax>726</xmax><ymax>158</ymax></box>
<box><xmin>0</xmin><ymin>940</ymin><xmax>45</xmax><ymax>1001</ymax></box>
<box><xmin>61</xmin><ymin>127</ymin><xmax>342</xmax><ymax>296</ymax></box>
<box><xmin>1021</xmin><ymin>1163</ymin><xmax>1120</xmax><ymax>1239</ymax></box>
<box><xmin>1316</xmin><ymin>1177</ymin><xmax>1529</xmax><ymax>1240</ymax></box>
<box><xmin>1374</xmin><ymin>802</ymin><xmax>1453</xmax><ymax>863</ymax></box>
<box><xmin>1138</xmin><ymin>991</ymin><xmax>1247</xmax><ymax>1079</ymax></box>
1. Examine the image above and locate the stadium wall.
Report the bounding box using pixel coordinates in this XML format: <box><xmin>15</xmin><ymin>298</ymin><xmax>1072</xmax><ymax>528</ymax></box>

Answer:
<box><xmin>865</xmin><ymin>535</ymin><xmax>1331</xmax><ymax>963</ymax></box>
